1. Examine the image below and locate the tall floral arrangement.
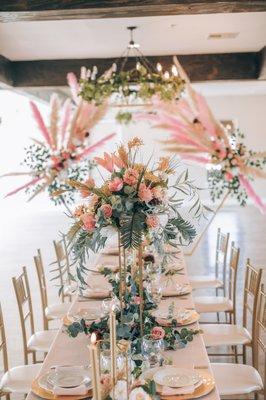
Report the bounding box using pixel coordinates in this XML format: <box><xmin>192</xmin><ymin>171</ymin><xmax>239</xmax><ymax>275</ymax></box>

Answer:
<box><xmin>64</xmin><ymin>137</ymin><xmax>206</xmax><ymax>271</ymax></box>
<box><xmin>137</xmin><ymin>57</ymin><xmax>266</xmax><ymax>212</ymax></box>
<box><xmin>1</xmin><ymin>73</ymin><xmax>115</xmax><ymax>205</ymax></box>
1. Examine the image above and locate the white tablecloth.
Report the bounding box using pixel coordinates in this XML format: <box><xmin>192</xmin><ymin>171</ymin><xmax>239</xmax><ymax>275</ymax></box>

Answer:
<box><xmin>26</xmin><ymin>250</ymin><xmax>220</xmax><ymax>400</ymax></box>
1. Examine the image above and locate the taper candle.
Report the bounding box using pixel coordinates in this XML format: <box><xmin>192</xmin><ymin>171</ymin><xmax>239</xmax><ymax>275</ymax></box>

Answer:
<box><xmin>110</xmin><ymin>305</ymin><xmax>117</xmax><ymax>389</ymax></box>
<box><xmin>89</xmin><ymin>332</ymin><xmax>101</xmax><ymax>400</ymax></box>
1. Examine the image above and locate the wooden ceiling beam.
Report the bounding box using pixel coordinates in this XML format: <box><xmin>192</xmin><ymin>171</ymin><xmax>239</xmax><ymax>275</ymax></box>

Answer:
<box><xmin>9</xmin><ymin>52</ymin><xmax>262</xmax><ymax>87</ymax></box>
<box><xmin>0</xmin><ymin>1</ymin><xmax>266</xmax><ymax>22</ymax></box>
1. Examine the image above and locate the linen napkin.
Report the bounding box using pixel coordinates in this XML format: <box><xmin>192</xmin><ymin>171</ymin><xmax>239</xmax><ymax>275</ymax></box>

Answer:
<box><xmin>82</xmin><ymin>288</ymin><xmax>110</xmax><ymax>299</ymax></box>
<box><xmin>159</xmin><ymin>364</ymin><xmax>199</xmax><ymax>396</ymax></box>
<box><xmin>161</xmin><ymin>384</ymin><xmax>195</xmax><ymax>395</ymax></box>
<box><xmin>53</xmin><ymin>384</ymin><xmax>88</xmax><ymax>396</ymax></box>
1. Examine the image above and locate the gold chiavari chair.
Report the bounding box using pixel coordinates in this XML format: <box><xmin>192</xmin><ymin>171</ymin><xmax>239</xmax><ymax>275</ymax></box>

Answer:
<box><xmin>34</xmin><ymin>249</ymin><xmax>71</xmax><ymax>331</ymax></box>
<box><xmin>0</xmin><ymin>301</ymin><xmax>42</xmax><ymax>398</ymax></box>
<box><xmin>52</xmin><ymin>236</ymin><xmax>73</xmax><ymax>303</ymax></box>
<box><xmin>202</xmin><ymin>260</ymin><xmax>262</xmax><ymax>363</ymax></box>
<box><xmin>211</xmin><ymin>284</ymin><xmax>265</xmax><ymax>398</ymax></box>
<box><xmin>194</xmin><ymin>241</ymin><xmax>239</xmax><ymax>324</ymax></box>
<box><xmin>189</xmin><ymin>228</ymin><xmax>230</xmax><ymax>295</ymax></box>
<box><xmin>12</xmin><ymin>267</ymin><xmax>57</xmax><ymax>364</ymax></box>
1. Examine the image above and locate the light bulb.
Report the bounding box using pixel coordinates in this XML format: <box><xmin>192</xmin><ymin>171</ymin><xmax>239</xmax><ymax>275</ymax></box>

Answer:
<box><xmin>156</xmin><ymin>63</ymin><xmax>162</xmax><ymax>72</ymax></box>
<box><xmin>136</xmin><ymin>62</ymin><xmax>141</xmax><ymax>70</ymax></box>
<box><xmin>164</xmin><ymin>71</ymin><xmax>170</xmax><ymax>80</ymax></box>
<box><xmin>171</xmin><ymin>65</ymin><xmax>178</xmax><ymax>76</ymax></box>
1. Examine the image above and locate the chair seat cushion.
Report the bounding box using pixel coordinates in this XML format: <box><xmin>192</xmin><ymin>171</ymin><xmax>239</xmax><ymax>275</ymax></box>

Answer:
<box><xmin>45</xmin><ymin>302</ymin><xmax>70</xmax><ymax>320</ymax></box>
<box><xmin>211</xmin><ymin>362</ymin><xmax>263</xmax><ymax>395</ymax></box>
<box><xmin>0</xmin><ymin>363</ymin><xmax>42</xmax><ymax>394</ymax></box>
<box><xmin>189</xmin><ymin>275</ymin><xmax>223</xmax><ymax>290</ymax></box>
<box><xmin>27</xmin><ymin>329</ymin><xmax>57</xmax><ymax>353</ymax></box>
<box><xmin>194</xmin><ymin>296</ymin><xmax>233</xmax><ymax>313</ymax></box>
<box><xmin>201</xmin><ymin>323</ymin><xmax>251</xmax><ymax>347</ymax></box>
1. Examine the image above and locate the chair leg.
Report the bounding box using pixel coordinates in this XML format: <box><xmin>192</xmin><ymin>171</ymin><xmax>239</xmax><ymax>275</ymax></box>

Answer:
<box><xmin>233</xmin><ymin>345</ymin><xmax>238</xmax><ymax>363</ymax></box>
<box><xmin>216</xmin><ymin>312</ymin><xmax>220</xmax><ymax>323</ymax></box>
<box><xmin>243</xmin><ymin>345</ymin><xmax>247</xmax><ymax>364</ymax></box>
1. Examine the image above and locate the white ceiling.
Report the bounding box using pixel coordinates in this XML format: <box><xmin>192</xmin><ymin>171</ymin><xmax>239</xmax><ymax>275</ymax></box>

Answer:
<box><xmin>0</xmin><ymin>12</ymin><xmax>265</xmax><ymax>61</ymax></box>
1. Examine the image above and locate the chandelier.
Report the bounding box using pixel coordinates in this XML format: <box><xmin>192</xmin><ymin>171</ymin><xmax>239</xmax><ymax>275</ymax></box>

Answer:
<box><xmin>79</xmin><ymin>26</ymin><xmax>185</xmax><ymax>115</ymax></box>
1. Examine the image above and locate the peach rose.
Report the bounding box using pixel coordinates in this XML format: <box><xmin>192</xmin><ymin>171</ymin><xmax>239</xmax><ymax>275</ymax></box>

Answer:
<box><xmin>108</xmin><ymin>177</ymin><xmax>123</xmax><ymax>192</ymax></box>
<box><xmin>81</xmin><ymin>213</ymin><xmax>96</xmax><ymax>232</ymax></box>
<box><xmin>138</xmin><ymin>183</ymin><xmax>153</xmax><ymax>203</ymax></box>
<box><xmin>73</xmin><ymin>205</ymin><xmax>84</xmax><ymax>217</ymax></box>
<box><xmin>101</xmin><ymin>203</ymin><xmax>112</xmax><ymax>218</ymax></box>
<box><xmin>146</xmin><ymin>215</ymin><xmax>159</xmax><ymax>229</ymax></box>
<box><xmin>151</xmin><ymin>326</ymin><xmax>165</xmax><ymax>340</ymax></box>
<box><xmin>123</xmin><ymin>168</ymin><xmax>139</xmax><ymax>186</ymax></box>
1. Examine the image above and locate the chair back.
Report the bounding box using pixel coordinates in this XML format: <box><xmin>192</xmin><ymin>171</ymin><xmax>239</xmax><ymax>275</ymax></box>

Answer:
<box><xmin>226</xmin><ymin>241</ymin><xmax>239</xmax><ymax>323</ymax></box>
<box><xmin>53</xmin><ymin>235</ymin><xmax>70</xmax><ymax>302</ymax></box>
<box><xmin>34</xmin><ymin>249</ymin><xmax>48</xmax><ymax>330</ymax></box>
<box><xmin>253</xmin><ymin>284</ymin><xmax>266</xmax><ymax>398</ymax></box>
<box><xmin>215</xmin><ymin>228</ymin><xmax>230</xmax><ymax>287</ymax></box>
<box><xmin>0</xmin><ymin>302</ymin><xmax>8</xmax><ymax>373</ymax></box>
<box><xmin>12</xmin><ymin>267</ymin><xmax>35</xmax><ymax>364</ymax></box>
<box><xmin>243</xmin><ymin>260</ymin><xmax>263</xmax><ymax>347</ymax></box>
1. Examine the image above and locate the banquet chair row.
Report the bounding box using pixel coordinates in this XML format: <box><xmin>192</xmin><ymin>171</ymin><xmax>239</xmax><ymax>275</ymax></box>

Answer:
<box><xmin>193</xmin><ymin>239</ymin><xmax>240</xmax><ymax>324</ymax></box>
<box><xmin>203</xmin><ymin>259</ymin><xmax>263</xmax><ymax>363</ymax></box>
<box><xmin>0</xmin><ymin>237</ymin><xmax>74</xmax><ymax>398</ymax></box>
<box><xmin>211</xmin><ymin>283</ymin><xmax>265</xmax><ymax>398</ymax></box>
<box><xmin>189</xmin><ymin>228</ymin><xmax>230</xmax><ymax>295</ymax></box>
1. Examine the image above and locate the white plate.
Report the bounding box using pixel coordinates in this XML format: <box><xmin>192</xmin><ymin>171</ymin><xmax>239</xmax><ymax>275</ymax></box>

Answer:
<box><xmin>152</xmin><ymin>308</ymin><xmax>191</xmax><ymax>322</ymax></box>
<box><xmin>154</xmin><ymin>367</ymin><xmax>200</xmax><ymax>388</ymax></box>
<box><xmin>162</xmin><ymin>283</ymin><xmax>192</xmax><ymax>297</ymax></box>
<box><xmin>39</xmin><ymin>366</ymin><xmax>91</xmax><ymax>391</ymax></box>
<box><xmin>67</xmin><ymin>307</ymin><xmax>101</xmax><ymax>322</ymax></box>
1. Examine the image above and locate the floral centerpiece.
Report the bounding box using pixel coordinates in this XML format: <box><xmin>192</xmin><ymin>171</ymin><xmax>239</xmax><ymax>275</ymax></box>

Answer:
<box><xmin>64</xmin><ymin>137</ymin><xmax>206</xmax><ymax>273</ymax></box>
<box><xmin>137</xmin><ymin>56</ymin><xmax>266</xmax><ymax>212</ymax></box>
<box><xmin>1</xmin><ymin>83</ymin><xmax>115</xmax><ymax>205</ymax></box>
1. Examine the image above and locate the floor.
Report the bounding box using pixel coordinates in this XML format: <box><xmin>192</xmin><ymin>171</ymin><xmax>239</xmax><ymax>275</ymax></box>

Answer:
<box><xmin>0</xmin><ymin>205</ymin><xmax>265</xmax><ymax>398</ymax></box>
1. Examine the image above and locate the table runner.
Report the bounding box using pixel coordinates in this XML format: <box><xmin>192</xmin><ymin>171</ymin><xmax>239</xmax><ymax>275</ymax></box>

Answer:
<box><xmin>26</xmin><ymin>250</ymin><xmax>220</xmax><ymax>400</ymax></box>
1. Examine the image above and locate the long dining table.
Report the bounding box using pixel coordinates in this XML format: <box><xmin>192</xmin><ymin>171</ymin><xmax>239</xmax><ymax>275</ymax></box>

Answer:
<box><xmin>27</xmin><ymin>248</ymin><xmax>220</xmax><ymax>400</ymax></box>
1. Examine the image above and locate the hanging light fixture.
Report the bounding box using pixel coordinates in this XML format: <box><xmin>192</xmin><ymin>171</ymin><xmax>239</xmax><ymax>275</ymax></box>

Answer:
<box><xmin>79</xmin><ymin>26</ymin><xmax>185</xmax><ymax>111</ymax></box>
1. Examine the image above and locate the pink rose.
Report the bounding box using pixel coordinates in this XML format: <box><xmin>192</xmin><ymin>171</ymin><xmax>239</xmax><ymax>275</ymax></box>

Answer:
<box><xmin>108</xmin><ymin>177</ymin><xmax>123</xmax><ymax>192</ymax></box>
<box><xmin>101</xmin><ymin>203</ymin><xmax>112</xmax><ymax>218</ymax></box>
<box><xmin>151</xmin><ymin>326</ymin><xmax>165</xmax><ymax>340</ymax></box>
<box><xmin>133</xmin><ymin>296</ymin><xmax>141</xmax><ymax>305</ymax></box>
<box><xmin>81</xmin><ymin>213</ymin><xmax>96</xmax><ymax>232</ymax></box>
<box><xmin>151</xmin><ymin>186</ymin><xmax>165</xmax><ymax>201</ymax></box>
<box><xmin>224</xmin><ymin>172</ymin><xmax>233</xmax><ymax>182</ymax></box>
<box><xmin>138</xmin><ymin>183</ymin><xmax>153</xmax><ymax>203</ymax></box>
<box><xmin>123</xmin><ymin>168</ymin><xmax>139</xmax><ymax>186</ymax></box>
<box><xmin>100</xmin><ymin>373</ymin><xmax>111</xmax><ymax>388</ymax></box>
<box><xmin>146</xmin><ymin>215</ymin><xmax>159</xmax><ymax>229</ymax></box>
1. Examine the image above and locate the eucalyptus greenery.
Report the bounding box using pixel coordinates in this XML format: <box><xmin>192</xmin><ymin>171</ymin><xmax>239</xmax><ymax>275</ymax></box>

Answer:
<box><xmin>79</xmin><ymin>64</ymin><xmax>185</xmax><ymax>106</ymax></box>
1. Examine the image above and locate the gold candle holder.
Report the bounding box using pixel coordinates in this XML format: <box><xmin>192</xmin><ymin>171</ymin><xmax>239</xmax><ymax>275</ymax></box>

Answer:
<box><xmin>110</xmin><ymin>306</ymin><xmax>117</xmax><ymax>390</ymax></box>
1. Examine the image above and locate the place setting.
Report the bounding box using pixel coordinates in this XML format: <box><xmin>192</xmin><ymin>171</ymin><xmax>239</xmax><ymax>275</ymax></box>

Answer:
<box><xmin>151</xmin><ymin>302</ymin><xmax>200</xmax><ymax>327</ymax></box>
<box><xmin>31</xmin><ymin>365</ymin><xmax>92</xmax><ymax>400</ymax></box>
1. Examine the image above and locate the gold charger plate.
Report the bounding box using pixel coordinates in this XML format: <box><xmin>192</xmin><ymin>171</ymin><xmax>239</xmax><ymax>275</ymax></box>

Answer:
<box><xmin>156</xmin><ymin>310</ymin><xmax>200</xmax><ymax>327</ymax></box>
<box><xmin>158</xmin><ymin>370</ymin><xmax>215</xmax><ymax>399</ymax></box>
<box><xmin>31</xmin><ymin>377</ymin><xmax>92</xmax><ymax>400</ymax></box>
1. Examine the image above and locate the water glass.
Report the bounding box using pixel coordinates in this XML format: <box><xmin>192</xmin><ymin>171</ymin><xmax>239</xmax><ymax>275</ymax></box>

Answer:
<box><xmin>141</xmin><ymin>334</ymin><xmax>165</xmax><ymax>367</ymax></box>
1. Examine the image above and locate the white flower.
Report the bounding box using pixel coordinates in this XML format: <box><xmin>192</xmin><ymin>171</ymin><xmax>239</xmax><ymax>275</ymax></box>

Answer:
<box><xmin>129</xmin><ymin>387</ymin><xmax>151</xmax><ymax>400</ymax></box>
